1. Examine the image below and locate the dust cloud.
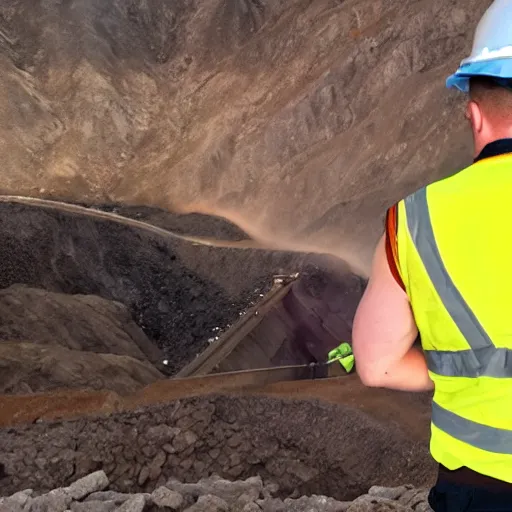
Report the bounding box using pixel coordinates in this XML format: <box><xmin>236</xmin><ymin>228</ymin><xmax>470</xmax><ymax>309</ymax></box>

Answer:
<box><xmin>179</xmin><ymin>200</ymin><xmax>374</xmax><ymax>277</ymax></box>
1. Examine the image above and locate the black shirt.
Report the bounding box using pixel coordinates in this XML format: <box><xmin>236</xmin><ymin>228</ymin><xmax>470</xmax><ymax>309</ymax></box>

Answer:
<box><xmin>474</xmin><ymin>138</ymin><xmax>512</xmax><ymax>163</ymax></box>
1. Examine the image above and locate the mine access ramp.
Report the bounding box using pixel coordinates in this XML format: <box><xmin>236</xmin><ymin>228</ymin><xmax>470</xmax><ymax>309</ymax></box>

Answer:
<box><xmin>175</xmin><ymin>272</ymin><xmax>353</xmax><ymax>388</ymax></box>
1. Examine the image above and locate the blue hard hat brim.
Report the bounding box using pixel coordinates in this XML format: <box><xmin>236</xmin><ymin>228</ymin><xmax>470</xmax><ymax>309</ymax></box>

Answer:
<box><xmin>446</xmin><ymin>58</ymin><xmax>512</xmax><ymax>93</ymax></box>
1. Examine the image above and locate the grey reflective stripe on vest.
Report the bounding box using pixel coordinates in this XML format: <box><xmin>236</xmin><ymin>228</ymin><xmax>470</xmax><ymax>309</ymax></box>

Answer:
<box><xmin>432</xmin><ymin>402</ymin><xmax>512</xmax><ymax>454</ymax></box>
<box><xmin>404</xmin><ymin>188</ymin><xmax>512</xmax><ymax>378</ymax></box>
<box><xmin>425</xmin><ymin>348</ymin><xmax>512</xmax><ymax>378</ymax></box>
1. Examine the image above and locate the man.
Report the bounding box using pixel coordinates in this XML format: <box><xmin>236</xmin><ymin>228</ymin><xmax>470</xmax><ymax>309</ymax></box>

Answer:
<box><xmin>352</xmin><ymin>1</ymin><xmax>512</xmax><ymax>510</ymax></box>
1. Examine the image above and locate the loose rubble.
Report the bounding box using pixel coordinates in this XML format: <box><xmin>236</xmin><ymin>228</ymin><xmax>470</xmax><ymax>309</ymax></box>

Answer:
<box><xmin>0</xmin><ymin>471</ymin><xmax>432</xmax><ymax>512</ymax></box>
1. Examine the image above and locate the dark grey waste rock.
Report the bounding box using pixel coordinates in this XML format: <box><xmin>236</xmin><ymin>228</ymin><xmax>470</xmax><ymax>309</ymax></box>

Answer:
<box><xmin>285</xmin><ymin>460</ymin><xmax>319</xmax><ymax>483</ymax></box>
<box><xmin>237</xmin><ymin>492</ymin><xmax>260</xmax><ymax>506</ymax></box>
<box><xmin>368</xmin><ymin>487</ymin><xmax>413</xmax><ymax>501</ymax></box>
<box><xmin>347</xmin><ymin>495</ymin><xmax>412</xmax><ymax>511</ymax></box>
<box><xmin>230</xmin><ymin>497</ymin><xmax>260</xmax><ymax>512</ymax></box>
<box><xmin>151</xmin><ymin>486</ymin><xmax>183</xmax><ymax>509</ymax></box>
<box><xmin>65</xmin><ymin>471</ymin><xmax>109</xmax><ymax>500</ymax></box>
<box><xmin>145</xmin><ymin>426</ymin><xmax>181</xmax><ymax>444</ymax></box>
<box><xmin>259</xmin><ymin>495</ymin><xmax>349</xmax><ymax>512</ymax></box>
<box><xmin>149</xmin><ymin>450</ymin><xmax>167</xmax><ymax>481</ymax></box>
<box><xmin>6</xmin><ymin>490</ymin><xmax>32</xmax><ymax>507</ymax></box>
<box><xmin>285</xmin><ymin>496</ymin><xmax>349</xmax><ymax>512</ymax></box>
<box><xmin>242</xmin><ymin>504</ymin><xmax>262</xmax><ymax>512</ymax></box>
<box><xmin>0</xmin><ymin>471</ymin><xmax>434</xmax><ymax>512</ymax></box>
<box><xmin>172</xmin><ymin>431</ymin><xmax>198</xmax><ymax>453</ymax></box>
<box><xmin>0</xmin><ymin>490</ymin><xmax>32</xmax><ymax>511</ymax></box>
<box><xmin>138</xmin><ymin>467</ymin><xmax>150</xmax><ymax>487</ymax></box>
<box><xmin>86</xmin><ymin>491</ymin><xmax>143</xmax><ymax>504</ymax></box>
<box><xmin>115</xmin><ymin>495</ymin><xmax>146</xmax><ymax>512</ymax></box>
<box><xmin>411</xmin><ymin>503</ymin><xmax>432</xmax><ymax>512</ymax></box>
<box><xmin>28</xmin><ymin>489</ymin><xmax>72</xmax><ymax>512</ymax></box>
<box><xmin>256</xmin><ymin>499</ymin><xmax>285</xmax><ymax>512</ymax></box>
<box><xmin>361</xmin><ymin>487</ymin><xmax>432</xmax><ymax>511</ymax></box>
<box><xmin>261</xmin><ymin>483</ymin><xmax>280</xmax><ymax>500</ymax></box>
<box><xmin>183</xmin><ymin>494</ymin><xmax>229</xmax><ymax>512</ymax></box>
<box><xmin>70</xmin><ymin>501</ymin><xmax>117</xmax><ymax>512</ymax></box>
<box><xmin>0</xmin><ymin>499</ymin><xmax>24</xmax><ymax>512</ymax></box>
<box><xmin>167</xmin><ymin>476</ymin><xmax>263</xmax><ymax>503</ymax></box>
<box><xmin>397</xmin><ymin>489</ymin><xmax>430</xmax><ymax>510</ymax></box>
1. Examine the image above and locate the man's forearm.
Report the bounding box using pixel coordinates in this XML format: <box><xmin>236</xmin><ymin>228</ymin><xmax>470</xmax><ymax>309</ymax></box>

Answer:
<box><xmin>357</xmin><ymin>346</ymin><xmax>434</xmax><ymax>392</ymax></box>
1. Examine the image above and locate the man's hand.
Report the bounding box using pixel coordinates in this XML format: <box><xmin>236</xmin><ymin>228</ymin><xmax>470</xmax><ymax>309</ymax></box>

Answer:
<box><xmin>352</xmin><ymin>234</ymin><xmax>433</xmax><ymax>392</ymax></box>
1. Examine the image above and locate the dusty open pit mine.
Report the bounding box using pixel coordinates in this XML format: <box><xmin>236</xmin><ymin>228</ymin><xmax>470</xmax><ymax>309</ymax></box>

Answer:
<box><xmin>0</xmin><ymin>202</ymin><xmax>436</xmax><ymax>511</ymax></box>
<box><xmin>0</xmin><ymin>0</ymin><xmax>487</xmax><ymax>510</ymax></box>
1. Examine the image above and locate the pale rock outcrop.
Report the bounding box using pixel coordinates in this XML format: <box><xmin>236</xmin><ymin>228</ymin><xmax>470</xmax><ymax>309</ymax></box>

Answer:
<box><xmin>0</xmin><ymin>472</ymin><xmax>432</xmax><ymax>511</ymax></box>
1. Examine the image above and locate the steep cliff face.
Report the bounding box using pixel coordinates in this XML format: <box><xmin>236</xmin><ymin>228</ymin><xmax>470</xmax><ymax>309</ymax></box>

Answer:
<box><xmin>0</xmin><ymin>0</ymin><xmax>489</xmax><ymax>272</ymax></box>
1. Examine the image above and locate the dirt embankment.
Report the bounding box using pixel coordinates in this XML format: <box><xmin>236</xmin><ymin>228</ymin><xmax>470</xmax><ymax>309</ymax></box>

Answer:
<box><xmin>0</xmin><ymin>202</ymin><xmax>309</xmax><ymax>374</ymax></box>
<box><xmin>0</xmin><ymin>282</ymin><xmax>166</xmax><ymax>395</ymax></box>
<box><xmin>0</xmin><ymin>284</ymin><xmax>162</xmax><ymax>363</ymax></box>
<box><xmin>0</xmin><ymin>199</ymin><xmax>370</xmax><ymax>407</ymax></box>
<box><xmin>0</xmin><ymin>204</ymin><xmax>435</xmax><ymax>505</ymax></box>
<box><xmin>0</xmin><ymin>394</ymin><xmax>435</xmax><ymax>502</ymax></box>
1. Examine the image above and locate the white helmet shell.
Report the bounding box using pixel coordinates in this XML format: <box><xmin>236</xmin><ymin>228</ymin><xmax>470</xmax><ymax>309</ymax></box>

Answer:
<box><xmin>447</xmin><ymin>0</ymin><xmax>512</xmax><ymax>92</ymax></box>
<box><xmin>464</xmin><ymin>0</ymin><xmax>512</xmax><ymax>64</ymax></box>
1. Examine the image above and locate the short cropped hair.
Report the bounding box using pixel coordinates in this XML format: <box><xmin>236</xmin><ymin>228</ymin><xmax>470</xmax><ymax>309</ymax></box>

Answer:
<box><xmin>469</xmin><ymin>77</ymin><xmax>512</xmax><ymax>121</ymax></box>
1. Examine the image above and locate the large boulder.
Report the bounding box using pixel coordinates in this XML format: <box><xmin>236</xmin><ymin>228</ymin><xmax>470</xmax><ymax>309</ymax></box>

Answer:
<box><xmin>0</xmin><ymin>0</ymin><xmax>490</xmax><ymax>273</ymax></box>
<box><xmin>0</xmin><ymin>284</ymin><xmax>165</xmax><ymax>395</ymax></box>
<box><xmin>0</xmin><ymin>342</ymin><xmax>163</xmax><ymax>395</ymax></box>
<box><xmin>0</xmin><ymin>284</ymin><xmax>162</xmax><ymax>364</ymax></box>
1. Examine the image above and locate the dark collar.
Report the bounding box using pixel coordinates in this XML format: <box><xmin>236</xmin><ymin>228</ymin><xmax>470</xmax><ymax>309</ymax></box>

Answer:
<box><xmin>474</xmin><ymin>139</ymin><xmax>512</xmax><ymax>163</ymax></box>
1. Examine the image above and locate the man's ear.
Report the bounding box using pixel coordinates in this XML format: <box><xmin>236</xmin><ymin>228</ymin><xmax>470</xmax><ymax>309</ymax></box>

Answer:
<box><xmin>468</xmin><ymin>100</ymin><xmax>484</xmax><ymax>134</ymax></box>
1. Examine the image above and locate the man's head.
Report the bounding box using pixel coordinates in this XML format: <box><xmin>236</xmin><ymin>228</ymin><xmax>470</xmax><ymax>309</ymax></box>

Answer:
<box><xmin>446</xmin><ymin>0</ymin><xmax>512</xmax><ymax>156</ymax></box>
<box><xmin>466</xmin><ymin>77</ymin><xmax>512</xmax><ymax>158</ymax></box>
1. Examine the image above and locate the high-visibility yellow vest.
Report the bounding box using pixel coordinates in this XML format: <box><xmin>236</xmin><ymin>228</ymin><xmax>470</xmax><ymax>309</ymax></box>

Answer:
<box><xmin>396</xmin><ymin>153</ymin><xmax>512</xmax><ymax>482</ymax></box>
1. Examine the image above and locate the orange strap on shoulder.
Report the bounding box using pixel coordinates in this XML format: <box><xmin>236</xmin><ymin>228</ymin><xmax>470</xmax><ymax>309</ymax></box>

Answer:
<box><xmin>385</xmin><ymin>204</ymin><xmax>405</xmax><ymax>291</ymax></box>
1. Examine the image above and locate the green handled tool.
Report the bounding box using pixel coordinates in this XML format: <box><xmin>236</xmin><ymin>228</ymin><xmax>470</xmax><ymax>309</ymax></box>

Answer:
<box><xmin>328</xmin><ymin>342</ymin><xmax>355</xmax><ymax>373</ymax></box>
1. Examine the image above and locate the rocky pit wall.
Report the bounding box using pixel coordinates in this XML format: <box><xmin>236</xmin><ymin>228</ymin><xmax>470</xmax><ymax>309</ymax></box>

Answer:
<box><xmin>0</xmin><ymin>0</ymin><xmax>491</xmax><ymax>273</ymax></box>
<box><xmin>0</xmin><ymin>395</ymin><xmax>435</xmax><ymax>503</ymax></box>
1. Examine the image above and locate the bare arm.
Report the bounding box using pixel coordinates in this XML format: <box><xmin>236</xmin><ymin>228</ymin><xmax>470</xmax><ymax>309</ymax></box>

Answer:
<box><xmin>352</xmin><ymin>234</ymin><xmax>433</xmax><ymax>392</ymax></box>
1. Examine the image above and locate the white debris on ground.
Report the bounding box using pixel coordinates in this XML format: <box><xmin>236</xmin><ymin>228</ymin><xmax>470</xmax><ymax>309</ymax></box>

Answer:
<box><xmin>0</xmin><ymin>471</ymin><xmax>433</xmax><ymax>512</ymax></box>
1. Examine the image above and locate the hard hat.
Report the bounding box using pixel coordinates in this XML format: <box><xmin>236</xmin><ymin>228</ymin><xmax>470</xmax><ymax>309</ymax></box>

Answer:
<box><xmin>447</xmin><ymin>0</ymin><xmax>512</xmax><ymax>93</ymax></box>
